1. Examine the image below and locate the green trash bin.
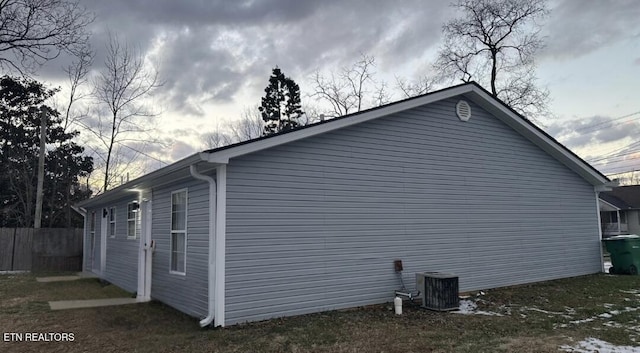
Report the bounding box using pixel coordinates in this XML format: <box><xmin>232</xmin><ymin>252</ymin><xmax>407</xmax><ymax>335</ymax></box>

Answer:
<box><xmin>603</xmin><ymin>235</ymin><xmax>640</xmax><ymax>275</ymax></box>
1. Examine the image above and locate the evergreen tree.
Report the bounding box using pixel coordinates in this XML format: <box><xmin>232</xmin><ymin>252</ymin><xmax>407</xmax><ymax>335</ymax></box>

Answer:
<box><xmin>0</xmin><ymin>76</ymin><xmax>93</xmax><ymax>227</ymax></box>
<box><xmin>259</xmin><ymin>67</ymin><xmax>304</xmax><ymax>135</ymax></box>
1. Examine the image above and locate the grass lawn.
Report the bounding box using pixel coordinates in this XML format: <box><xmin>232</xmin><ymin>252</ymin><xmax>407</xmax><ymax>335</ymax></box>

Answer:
<box><xmin>1</xmin><ymin>272</ymin><xmax>639</xmax><ymax>352</ymax></box>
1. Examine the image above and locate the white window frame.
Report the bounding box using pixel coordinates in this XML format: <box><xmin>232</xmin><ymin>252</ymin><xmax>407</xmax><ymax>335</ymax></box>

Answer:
<box><xmin>127</xmin><ymin>201</ymin><xmax>138</xmax><ymax>239</ymax></box>
<box><xmin>108</xmin><ymin>207</ymin><xmax>116</xmax><ymax>238</ymax></box>
<box><xmin>170</xmin><ymin>189</ymin><xmax>188</xmax><ymax>275</ymax></box>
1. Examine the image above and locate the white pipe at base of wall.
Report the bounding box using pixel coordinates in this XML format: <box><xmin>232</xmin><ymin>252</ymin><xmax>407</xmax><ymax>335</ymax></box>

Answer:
<box><xmin>394</xmin><ymin>297</ymin><xmax>402</xmax><ymax>315</ymax></box>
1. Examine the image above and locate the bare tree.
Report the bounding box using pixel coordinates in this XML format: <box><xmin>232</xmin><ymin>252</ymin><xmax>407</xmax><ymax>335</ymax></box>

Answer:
<box><xmin>396</xmin><ymin>75</ymin><xmax>436</xmax><ymax>98</ymax></box>
<box><xmin>297</xmin><ymin>103</ymin><xmax>324</xmax><ymax>126</ymax></box>
<box><xmin>61</xmin><ymin>46</ymin><xmax>93</xmax><ymax>131</ymax></box>
<box><xmin>201</xmin><ymin>121</ymin><xmax>233</xmax><ymax>150</ymax></box>
<box><xmin>434</xmin><ymin>0</ymin><xmax>550</xmax><ymax>118</ymax></box>
<box><xmin>91</xmin><ymin>33</ymin><xmax>161</xmax><ymax>192</ymax></box>
<box><xmin>372</xmin><ymin>81</ymin><xmax>392</xmax><ymax>107</ymax></box>
<box><xmin>46</xmin><ymin>50</ymin><xmax>92</xmax><ymax>225</ymax></box>
<box><xmin>0</xmin><ymin>0</ymin><xmax>94</xmax><ymax>75</ymax></box>
<box><xmin>228</xmin><ymin>106</ymin><xmax>264</xmax><ymax>142</ymax></box>
<box><xmin>310</xmin><ymin>53</ymin><xmax>387</xmax><ymax>117</ymax></box>
<box><xmin>202</xmin><ymin>131</ymin><xmax>233</xmax><ymax>149</ymax></box>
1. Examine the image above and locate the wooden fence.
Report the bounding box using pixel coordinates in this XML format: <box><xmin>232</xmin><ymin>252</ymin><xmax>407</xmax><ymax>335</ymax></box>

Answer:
<box><xmin>0</xmin><ymin>228</ymin><xmax>83</xmax><ymax>272</ymax></box>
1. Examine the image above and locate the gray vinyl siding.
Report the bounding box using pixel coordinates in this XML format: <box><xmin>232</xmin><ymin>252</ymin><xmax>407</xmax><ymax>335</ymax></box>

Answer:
<box><xmin>150</xmin><ymin>178</ymin><xmax>211</xmax><ymax>318</ymax></box>
<box><xmin>224</xmin><ymin>98</ymin><xmax>601</xmax><ymax>325</ymax></box>
<box><xmin>103</xmin><ymin>197</ymin><xmax>140</xmax><ymax>293</ymax></box>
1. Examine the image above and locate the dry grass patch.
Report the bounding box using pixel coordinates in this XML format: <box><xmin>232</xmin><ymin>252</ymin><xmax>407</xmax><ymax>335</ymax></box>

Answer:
<box><xmin>1</xmin><ymin>272</ymin><xmax>640</xmax><ymax>352</ymax></box>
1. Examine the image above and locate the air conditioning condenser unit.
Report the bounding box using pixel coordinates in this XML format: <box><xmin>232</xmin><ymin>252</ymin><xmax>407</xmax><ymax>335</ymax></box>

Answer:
<box><xmin>415</xmin><ymin>272</ymin><xmax>459</xmax><ymax>311</ymax></box>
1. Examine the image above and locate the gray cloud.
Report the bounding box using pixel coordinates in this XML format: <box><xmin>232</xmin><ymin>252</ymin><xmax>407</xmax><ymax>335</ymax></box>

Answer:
<box><xmin>38</xmin><ymin>0</ymin><xmax>450</xmax><ymax>117</ymax></box>
<box><xmin>84</xmin><ymin>0</ymin><xmax>331</xmax><ymax>27</ymax></box>
<box><xmin>543</xmin><ymin>0</ymin><xmax>640</xmax><ymax>59</ymax></box>
<box><xmin>152</xmin><ymin>26</ymin><xmax>245</xmax><ymax>116</ymax></box>
<box><xmin>547</xmin><ymin>114</ymin><xmax>640</xmax><ymax>150</ymax></box>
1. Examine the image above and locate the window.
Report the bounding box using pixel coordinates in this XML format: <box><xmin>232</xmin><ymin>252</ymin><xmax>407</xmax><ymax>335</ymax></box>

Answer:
<box><xmin>170</xmin><ymin>190</ymin><xmax>187</xmax><ymax>274</ymax></box>
<box><xmin>127</xmin><ymin>202</ymin><xmax>139</xmax><ymax>239</ymax></box>
<box><xmin>109</xmin><ymin>207</ymin><xmax>116</xmax><ymax>238</ymax></box>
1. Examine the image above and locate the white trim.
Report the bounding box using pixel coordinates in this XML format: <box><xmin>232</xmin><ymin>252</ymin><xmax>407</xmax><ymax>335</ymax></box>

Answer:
<box><xmin>144</xmin><ymin>198</ymin><xmax>153</xmax><ymax>295</ymax></box>
<box><xmin>214</xmin><ymin>164</ymin><xmax>227</xmax><ymax>327</ymax></box>
<box><xmin>137</xmin><ymin>193</ymin><xmax>153</xmax><ymax>301</ymax></box>
<box><xmin>126</xmin><ymin>201</ymin><xmax>138</xmax><ymax>239</ymax></box>
<box><xmin>170</xmin><ymin>188</ymin><xmax>188</xmax><ymax>275</ymax></box>
<box><xmin>108</xmin><ymin>206</ymin><xmax>116</xmax><ymax>238</ymax></box>
<box><xmin>89</xmin><ymin>211</ymin><xmax>96</xmax><ymax>272</ymax></box>
<box><xmin>100</xmin><ymin>208</ymin><xmax>107</xmax><ymax>276</ymax></box>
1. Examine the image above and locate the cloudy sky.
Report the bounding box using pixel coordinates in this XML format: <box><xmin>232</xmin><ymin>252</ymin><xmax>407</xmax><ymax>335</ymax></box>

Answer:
<box><xmin>36</xmin><ymin>0</ymin><xmax>640</xmax><ymax>181</ymax></box>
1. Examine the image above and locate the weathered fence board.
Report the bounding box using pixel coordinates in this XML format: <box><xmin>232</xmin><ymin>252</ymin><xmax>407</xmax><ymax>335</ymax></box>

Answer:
<box><xmin>0</xmin><ymin>228</ymin><xmax>16</xmax><ymax>271</ymax></box>
<box><xmin>0</xmin><ymin>228</ymin><xmax>82</xmax><ymax>272</ymax></box>
<box><xmin>12</xmin><ymin>228</ymin><xmax>33</xmax><ymax>270</ymax></box>
<box><xmin>31</xmin><ymin>228</ymin><xmax>83</xmax><ymax>272</ymax></box>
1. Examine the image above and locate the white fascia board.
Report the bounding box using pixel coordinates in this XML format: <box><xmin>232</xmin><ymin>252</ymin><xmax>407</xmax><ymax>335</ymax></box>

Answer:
<box><xmin>463</xmin><ymin>86</ymin><xmax>610</xmax><ymax>186</ymax></box>
<box><xmin>204</xmin><ymin>85</ymin><xmax>474</xmax><ymax>163</ymax></box>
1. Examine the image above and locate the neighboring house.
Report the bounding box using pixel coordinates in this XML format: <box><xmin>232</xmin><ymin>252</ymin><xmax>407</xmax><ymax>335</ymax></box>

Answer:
<box><xmin>75</xmin><ymin>82</ymin><xmax>612</xmax><ymax>327</ymax></box>
<box><xmin>599</xmin><ymin>186</ymin><xmax>640</xmax><ymax>237</ymax></box>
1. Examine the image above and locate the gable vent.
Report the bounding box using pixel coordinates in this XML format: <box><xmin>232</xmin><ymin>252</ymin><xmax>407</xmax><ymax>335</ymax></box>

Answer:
<box><xmin>456</xmin><ymin>100</ymin><xmax>471</xmax><ymax>121</ymax></box>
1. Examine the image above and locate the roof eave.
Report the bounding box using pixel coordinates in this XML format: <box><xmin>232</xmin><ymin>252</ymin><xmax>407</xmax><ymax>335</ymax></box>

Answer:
<box><xmin>202</xmin><ymin>84</ymin><xmax>476</xmax><ymax>163</ymax></box>
<box><xmin>77</xmin><ymin>153</ymin><xmax>205</xmax><ymax>208</ymax></box>
<box><xmin>203</xmin><ymin>82</ymin><xmax>609</xmax><ymax>187</ymax></box>
<box><xmin>79</xmin><ymin>82</ymin><xmax>611</xmax><ymax>208</ymax></box>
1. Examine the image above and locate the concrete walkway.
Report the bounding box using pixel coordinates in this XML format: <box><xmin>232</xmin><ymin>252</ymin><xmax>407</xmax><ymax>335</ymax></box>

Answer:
<box><xmin>49</xmin><ymin>297</ymin><xmax>141</xmax><ymax>310</ymax></box>
<box><xmin>36</xmin><ymin>272</ymin><xmax>97</xmax><ymax>283</ymax></box>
